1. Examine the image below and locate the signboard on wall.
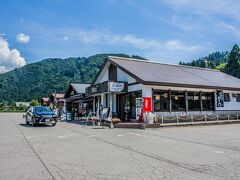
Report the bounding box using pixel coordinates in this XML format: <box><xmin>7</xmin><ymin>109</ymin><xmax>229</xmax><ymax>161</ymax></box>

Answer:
<box><xmin>216</xmin><ymin>90</ymin><xmax>224</xmax><ymax>107</ymax></box>
<box><xmin>91</xmin><ymin>87</ymin><xmax>98</xmax><ymax>94</ymax></box>
<box><xmin>109</xmin><ymin>82</ymin><xmax>125</xmax><ymax>92</ymax></box>
<box><xmin>143</xmin><ymin>97</ymin><xmax>152</xmax><ymax>112</ymax></box>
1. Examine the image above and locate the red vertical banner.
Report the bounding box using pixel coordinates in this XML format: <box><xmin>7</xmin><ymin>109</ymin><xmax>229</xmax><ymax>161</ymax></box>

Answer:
<box><xmin>143</xmin><ymin>97</ymin><xmax>152</xmax><ymax>112</ymax></box>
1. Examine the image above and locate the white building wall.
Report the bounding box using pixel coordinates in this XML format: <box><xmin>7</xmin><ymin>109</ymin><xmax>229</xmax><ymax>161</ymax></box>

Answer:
<box><xmin>216</xmin><ymin>90</ymin><xmax>240</xmax><ymax>111</ymax></box>
<box><xmin>95</xmin><ymin>62</ymin><xmax>110</xmax><ymax>84</ymax></box>
<box><xmin>95</xmin><ymin>65</ymin><xmax>137</xmax><ymax>84</ymax></box>
<box><xmin>117</xmin><ymin>68</ymin><xmax>136</xmax><ymax>83</ymax></box>
<box><xmin>128</xmin><ymin>84</ymin><xmax>143</xmax><ymax>92</ymax></box>
<box><xmin>96</xmin><ymin>70</ymin><xmax>108</xmax><ymax>84</ymax></box>
<box><xmin>142</xmin><ymin>85</ymin><xmax>152</xmax><ymax>97</ymax></box>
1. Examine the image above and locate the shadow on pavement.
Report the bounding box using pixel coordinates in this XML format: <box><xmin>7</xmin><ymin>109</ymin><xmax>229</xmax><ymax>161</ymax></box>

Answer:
<box><xmin>65</xmin><ymin>120</ymin><xmax>86</xmax><ymax>125</ymax></box>
<box><xmin>65</xmin><ymin>120</ymin><xmax>109</xmax><ymax>129</ymax></box>
<box><xmin>19</xmin><ymin>123</ymin><xmax>52</xmax><ymax>128</ymax></box>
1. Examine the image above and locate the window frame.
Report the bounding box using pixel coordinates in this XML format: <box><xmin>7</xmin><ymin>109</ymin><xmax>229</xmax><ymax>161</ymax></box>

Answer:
<box><xmin>236</xmin><ymin>94</ymin><xmax>240</xmax><ymax>102</ymax></box>
<box><xmin>187</xmin><ymin>91</ymin><xmax>201</xmax><ymax>111</ymax></box>
<box><xmin>202</xmin><ymin>92</ymin><xmax>214</xmax><ymax>111</ymax></box>
<box><xmin>224</xmin><ymin>93</ymin><xmax>231</xmax><ymax>102</ymax></box>
<box><xmin>171</xmin><ymin>91</ymin><xmax>186</xmax><ymax>111</ymax></box>
<box><xmin>153</xmin><ymin>90</ymin><xmax>170</xmax><ymax>112</ymax></box>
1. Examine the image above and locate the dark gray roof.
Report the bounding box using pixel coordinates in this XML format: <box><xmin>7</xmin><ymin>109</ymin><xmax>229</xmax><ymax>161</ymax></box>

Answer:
<box><xmin>108</xmin><ymin>56</ymin><xmax>240</xmax><ymax>90</ymax></box>
<box><xmin>71</xmin><ymin>83</ymin><xmax>90</xmax><ymax>94</ymax></box>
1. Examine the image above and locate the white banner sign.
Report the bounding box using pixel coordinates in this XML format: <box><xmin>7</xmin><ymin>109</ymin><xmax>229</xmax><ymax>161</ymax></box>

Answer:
<box><xmin>109</xmin><ymin>82</ymin><xmax>125</xmax><ymax>92</ymax></box>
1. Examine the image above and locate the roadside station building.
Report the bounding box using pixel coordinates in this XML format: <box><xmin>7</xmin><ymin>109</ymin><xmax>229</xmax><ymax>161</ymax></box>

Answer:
<box><xmin>84</xmin><ymin>56</ymin><xmax>240</xmax><ymax>122</ymax></box>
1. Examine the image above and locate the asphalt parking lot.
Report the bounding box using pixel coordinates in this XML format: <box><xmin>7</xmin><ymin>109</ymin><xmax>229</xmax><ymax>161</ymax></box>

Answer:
<box><xmin>1</xmin><ymin>113</ymin><xmax>240</xmax><ymax>180</ymax></box>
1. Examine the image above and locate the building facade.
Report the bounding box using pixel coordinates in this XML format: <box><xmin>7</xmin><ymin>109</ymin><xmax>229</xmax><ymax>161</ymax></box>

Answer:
<box><xmin>65</xmin><ymin>83</ymin><xmax>91</xmax><ymax>118</ymax></box>
<box><xmin>83</xmin><ymin>56</ymin><xmax>240</xmax><ymax>122</ymax></box>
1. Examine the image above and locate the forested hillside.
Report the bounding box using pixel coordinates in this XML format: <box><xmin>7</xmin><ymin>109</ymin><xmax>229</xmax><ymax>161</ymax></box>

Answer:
<box><xmin>180</xmin><ymin>44</ymin><xmax>240</xmax><ymax>78</ymax></box>
<box><xmin>0</xmin><ymin>54</ymin><xmax>145</xmax><ymax>102</ymax></box>
<box><xmin>1</xmin><ymin>44</ymin><xmax>240</xmax><ymax>103</ymax></box>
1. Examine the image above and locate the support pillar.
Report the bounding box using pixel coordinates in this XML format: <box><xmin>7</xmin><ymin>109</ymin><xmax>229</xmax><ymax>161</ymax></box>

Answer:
<box><xmin>185</xmin><ymin>90</ymin><xmax>188</xmax><ymax>112</ymax></box>
<box><xmin>63</xmin><ymin>99</ymin><xmax>66</xmax><ymax>113</ymax></box>
<box><xmin>112</xmin><ymin>93</ymin><xmax>116</xmax><ymax>113</ymax></box>
<box><xmin>169</xmin><ymin>89</ymin><xmax>172</xmax><ymax>113</ymax></box>
<box><xmin>200</xmin><ymin>91</ymin><xmax>203</xmax><ymax>112</ymax></box>
<box><xmin>109</xmin><ymin>93</ymin><xmax>113</xmax><ymax>110</ymax></box>
<box><xmin>93</xmin><ymin>97</ymin><xmax>95</xmax><ymax>113</ymax></box>
<box><xmin>101</xmin><ymin>94</ymin><xmax>105</xmax><ymax>107</ymax></box>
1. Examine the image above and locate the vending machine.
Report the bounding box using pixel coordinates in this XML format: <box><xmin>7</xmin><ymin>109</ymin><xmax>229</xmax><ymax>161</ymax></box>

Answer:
<box><xmin>136</xmin><ymin>97</ymin><xmax>153</xmax><ymax>122</ymax></box>
<box><xmin>135</xmin><ymin>98</ymin><xmax>143</xmax><ymax>121</ymax></box>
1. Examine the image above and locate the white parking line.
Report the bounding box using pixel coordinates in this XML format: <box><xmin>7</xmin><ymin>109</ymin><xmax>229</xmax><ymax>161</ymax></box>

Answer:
<box><xmin>26</xmin><ymin>135</ymin><xmax>49</xmax><ymax>139</ymax></box>
<box><xmin>215</xmin><ymin>151</ymin><xmax>226</xmax><ymax>155</ymax></box>
<box><xmin>116</xmin><ymin>132</ymin><xmax>153</xmax><ymax>139</ymax></box>
<box><xmin>57</xmin><ymin>134</ymin><xmax>78</xmax><ymax>138</ymax></box>
<box><xmin>88</xmin><ymin>133</ymin><xmax>102</xmax><ymax>138</ymax></box>
<box><xmin>0</xmin><ymin>135</ymin><xmax>21</xmax><ymax>138</ymax></box>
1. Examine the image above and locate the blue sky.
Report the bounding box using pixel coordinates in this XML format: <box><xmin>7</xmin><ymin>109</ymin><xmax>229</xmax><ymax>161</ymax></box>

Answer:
<box><xmin>0</xmin><ymin>0</ymin><xmax>240</xmax><ymax>72</ymax></box>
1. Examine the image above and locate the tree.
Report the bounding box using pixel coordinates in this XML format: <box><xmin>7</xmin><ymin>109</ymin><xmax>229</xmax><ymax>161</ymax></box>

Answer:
<box><xmin>30</xmin><ymin>100</ymin><xmax>40</xmax><ymax>106</ymax></box>
<box><xmin>10</xmin><ymin>102</ymin><xmax>16</xmax><ymax>111</ymax></box>
<box><xmin>19</xmin><ymin>104</ymin><xmax>26</xmax><ymax>111</ymax></box>
<box><xmin>179</xmin><ymin>44</ymin><xmax>240</xmax><ymax>79</ymax></box>
<box><xmin>0</xmin><ymin>100</ymin><xmax>7</xmax><ymax>111</ymax></box>
<box><xmin>215</xmin><ymin>63</ymin><xmax>227</xmax><ymax>72</ymax></box>
<box><xmin>225</xmin><ymin>44</ymin><xmax>240</xmax><ymax>78</ymax></box>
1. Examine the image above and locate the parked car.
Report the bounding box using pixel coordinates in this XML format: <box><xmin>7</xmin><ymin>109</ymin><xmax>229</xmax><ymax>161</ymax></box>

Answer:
<box><xmin>24</xmin><ymin>106</ymin><xmax>57</xmax><ymax>126</ymax></box>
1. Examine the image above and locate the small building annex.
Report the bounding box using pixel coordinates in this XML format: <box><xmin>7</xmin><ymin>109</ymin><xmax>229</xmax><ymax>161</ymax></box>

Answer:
<box><xmin>65</xmin><ymin>82</ymin><xmax>91</xmax><ymax>117</ymax></box>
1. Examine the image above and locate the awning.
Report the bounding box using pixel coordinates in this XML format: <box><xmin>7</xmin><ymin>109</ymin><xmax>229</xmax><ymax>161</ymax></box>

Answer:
<box><xmin>82</xmin><ymin>97</ymin><xmax>94</xmax><ymax>103</ymax></box>
<box><xmin>66</xmin><ymin>94</ymin><xmax>85</xmax><ymax>102</ymax></box>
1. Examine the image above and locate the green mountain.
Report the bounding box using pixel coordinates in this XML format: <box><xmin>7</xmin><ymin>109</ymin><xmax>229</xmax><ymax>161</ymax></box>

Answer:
<box><xmin>0</xmin><ymin>54</ymin><xmax>145</xmax><ymax>102</ymax></box>
<box><xmin>1</xmin><ymin>45</ymin><xmax>240</xmax><ymax>103</ymax></box>
<box><xmin>179</xmin><ymin>44</ymin><xmax>240</xmax><ymax>78</ymax></box>
<box><xmin>179</xmin><ymin>51</ymin><xmax>229</xmax><ymax>69</ymax></box>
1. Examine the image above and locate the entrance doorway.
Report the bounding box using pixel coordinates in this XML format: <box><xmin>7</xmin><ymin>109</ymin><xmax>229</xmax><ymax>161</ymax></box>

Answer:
<box><xmin>117</xmin><ymin>90</ymin><xmax>142</xmax><ymax>121</ymax></box>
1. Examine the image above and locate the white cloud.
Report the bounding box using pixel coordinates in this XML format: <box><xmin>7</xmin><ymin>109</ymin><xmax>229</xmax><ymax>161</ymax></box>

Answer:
<box><xmin>215</xmin><ymin>22</ymin><xmax>240</xmax><ymax>39</ymax></box>
<box><xmin>34</xmin><ymin>24</ymin><xmax>202</xmax><ymax>54</ymax></box>
<box><xmin>67</xmin><ymin>29</ymin><xmax>202</xmax><ymax>52</ymax></box>
<box><xmin>63</xmin><ymin>36</ymin><xmax>69</xmax><ymax>40</ymax></box>
<box><xmin>26</xmin><ymin>23</ymin><xmax>206</xmax><ymax>62</ymax></box>
<box><xmin>0</xmin><ymin>37</ymin><xmax>26</xmax><ymax>73</ymax></box>
<box><xmin>16</xmin><ymin>33</ymin><xmax>30</xmax><ymax>43</ymax></box>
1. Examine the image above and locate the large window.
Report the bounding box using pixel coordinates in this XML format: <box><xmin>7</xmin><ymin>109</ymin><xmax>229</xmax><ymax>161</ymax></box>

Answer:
<box><xmin>153</xmin><ymin>90</ymin><xmax>169</xmax><ymax>111</ymax></box>
<box><xmin>224</xmin><ymin>93</ymin><xmax>231</xmax><ymax>102</ymax></box>
<box><xmin>153</xmin><ymin>90</ymin><xmax>215</xmax><ymax>112</ymax></box>
<box><xmin>202</xmin><ymin>92</ymin><xmax>214</xmax><ymax>110</ymax></box>
<box><xmin>171</xmin><ymin>91</ymin><xmax>185</xmax><ymax>111</ymax></box>
<box><xmin>188</xmin><ymin>92</ymin><xmax>200</xmax><ymax>111</ymax></box>
<box><xmin>237</xmin><ymin>94</ymin><xmax>240</xmax><ymax>102</ymax></box>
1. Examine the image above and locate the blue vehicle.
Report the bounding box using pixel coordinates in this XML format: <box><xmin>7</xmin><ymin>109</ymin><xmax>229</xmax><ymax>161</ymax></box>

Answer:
<box><xmin>25</xmin><ymin>106</ymin><xmax>57</xmax><ymax>126</ymax></box>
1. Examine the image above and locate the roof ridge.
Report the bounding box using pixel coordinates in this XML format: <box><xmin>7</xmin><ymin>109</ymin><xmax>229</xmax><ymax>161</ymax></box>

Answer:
<box><xmin>70</xmin><ymin>82</ymin><xmax>91</xmax><ymax>84</ymax></box>
<box><xmin>108</xmin><ymin>56</ymin><xmax>220</xmax><ymax>72</ymax></box>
